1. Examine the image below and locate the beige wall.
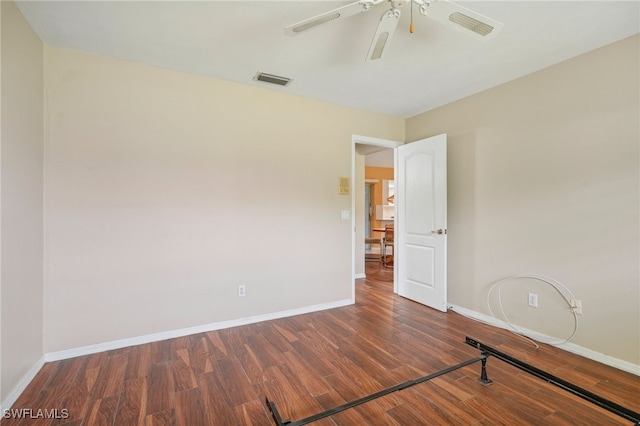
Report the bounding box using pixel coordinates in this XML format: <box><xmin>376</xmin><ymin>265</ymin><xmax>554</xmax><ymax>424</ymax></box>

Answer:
<box><xmin>43</xmin><ymin>46</ymin><xmax>404</xmax><ymax>352</ymax></box>
<box><xmin>1</xmin><ymin>0</ymin><xmax>45</xmax><ymax>403</ymax></box>
<box><xmin>406</xmin><ymin>35</ymin><xmax>640</xmax><ymax>364</ymax></box>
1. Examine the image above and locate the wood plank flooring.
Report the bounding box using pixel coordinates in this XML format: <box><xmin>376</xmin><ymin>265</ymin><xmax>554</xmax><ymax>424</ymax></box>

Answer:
<box><xmin>3</xmin><ymin>262</ymin><xmax>639</xmax><ymax>425</ymax></box>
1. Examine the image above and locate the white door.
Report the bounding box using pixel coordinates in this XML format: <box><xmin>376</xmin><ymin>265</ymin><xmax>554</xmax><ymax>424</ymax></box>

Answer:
<box><xmin>397</xmin><ymin>134</ymin><xmax>447</xmax><ymax>312</ymax></box>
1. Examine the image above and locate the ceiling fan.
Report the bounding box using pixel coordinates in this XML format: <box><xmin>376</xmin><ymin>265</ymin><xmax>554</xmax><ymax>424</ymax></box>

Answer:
<box><xmin>285</xmin><ymin>0</ymin><xmax>503</xmax><ymax>61</ymax></box>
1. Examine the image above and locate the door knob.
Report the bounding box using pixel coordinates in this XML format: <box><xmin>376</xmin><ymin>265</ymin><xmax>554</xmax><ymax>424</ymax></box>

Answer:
<box><xmin>432</xmin><ymin>229</ymin><xmax>446</xmax><ymax>235</ymax></box>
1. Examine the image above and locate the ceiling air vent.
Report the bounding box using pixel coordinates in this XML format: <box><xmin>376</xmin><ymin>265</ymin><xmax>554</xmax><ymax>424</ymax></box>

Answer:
<box><xmin>253</xmin><ymin>72</ymin><xmax>292</xmax><ymax>87</ymax></box>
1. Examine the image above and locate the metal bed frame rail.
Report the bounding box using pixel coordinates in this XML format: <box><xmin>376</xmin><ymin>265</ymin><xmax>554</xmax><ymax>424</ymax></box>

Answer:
<box><xmin>265</xmin><ymin>336</ymin><xmax>640</xmax><ymax>425</ymax></box>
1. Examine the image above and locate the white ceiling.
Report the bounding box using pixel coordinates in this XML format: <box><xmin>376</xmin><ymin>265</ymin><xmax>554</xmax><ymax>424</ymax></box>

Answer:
<box><xmin>16</xmin><ymin>1</ymin><xmax>640</xmax><ymax>119</ymax></box>
<box><xmin>364</xmin><ymin>148</ymin><xmax>394</xmax><ymax>167</ymax></box>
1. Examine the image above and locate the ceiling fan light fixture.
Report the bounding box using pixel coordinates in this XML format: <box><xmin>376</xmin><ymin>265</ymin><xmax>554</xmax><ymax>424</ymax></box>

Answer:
<box><xmin>291</xmin><ymin>12</ymin><xmax>341</xmax><ymax>33</ymax></box>
<box><xmin>448</xmin><ymin>12</ymin><xmax>494</xmax><ymax>36</ymax></box>
<box><xmin>253</xmin><ymin>72</ymin><xmax>292</xmax><ymax>87</ymax></box>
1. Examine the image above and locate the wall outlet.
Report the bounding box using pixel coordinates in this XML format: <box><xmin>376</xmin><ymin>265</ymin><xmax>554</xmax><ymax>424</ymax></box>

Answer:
<box><xmin>571</xmin><ymin>299</ymin><xmax>583</xmax><ymax>315</ymax></box>
<box><xmin>238</xmin><ymin>285</ymin><xmax>246</xmax><ymax>297</ymax></box>
<box><xmin>528</xmin><ymin>293</ymin><xmax>538</xmax><ymax>308</ymax></box>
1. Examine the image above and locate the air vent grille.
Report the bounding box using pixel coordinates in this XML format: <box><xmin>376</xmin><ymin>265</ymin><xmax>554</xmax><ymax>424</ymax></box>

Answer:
<box><xmin>254</xmin><ymin>72</ymin><xmax>292</xmax><ymax>87</ymax></box>
<box><xmin>449</xmin><ymin>12</ymin><xmax>494</xmax><ymax>36</ymax></box>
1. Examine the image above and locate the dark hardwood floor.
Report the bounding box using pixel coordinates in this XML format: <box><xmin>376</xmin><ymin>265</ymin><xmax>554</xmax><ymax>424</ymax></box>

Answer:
<box><xmin>3</xmin><ymin>262</ymin><xmax>639</xmax><ymax>425</ymax></box>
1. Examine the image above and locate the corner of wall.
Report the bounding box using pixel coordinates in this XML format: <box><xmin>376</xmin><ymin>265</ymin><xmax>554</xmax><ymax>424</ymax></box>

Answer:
<box><xmin>1</xmin><ymin>0</ymin><xmax>46</xmax><ymax>410</ymax></box>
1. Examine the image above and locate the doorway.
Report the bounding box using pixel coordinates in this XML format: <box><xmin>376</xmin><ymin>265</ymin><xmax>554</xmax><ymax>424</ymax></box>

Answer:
<box><xmin>351</xmin><ymin>135</ymin><xmax>402</xmax><ymax>301</ymax></box>
<box><xmin>351</xmin><ymin>133</ymin><xmax>448</xmax><ymax>312</ymax></box>
<box><xmin>364</xmin><ymin>153</ymin><xmax>394</xmax><ymax>263</ymax></box>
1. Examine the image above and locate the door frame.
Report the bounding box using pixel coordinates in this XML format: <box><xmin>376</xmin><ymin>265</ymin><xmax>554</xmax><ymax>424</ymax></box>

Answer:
<box><xmin>351</xmin><ymin>134</ymin><xmax>403</xmax><ymax>301</ymax></box>
<box><xmin>364</xmin><ymin>183</ymin><xmax>373</xmax><ymax>241</ymax></box>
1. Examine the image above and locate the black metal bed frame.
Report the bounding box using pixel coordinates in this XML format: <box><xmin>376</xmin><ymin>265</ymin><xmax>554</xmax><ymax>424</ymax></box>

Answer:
<box><xmin>265</xmin><ymin>336</ymin><xmax>640</xmax><ymax>425</ymax></box>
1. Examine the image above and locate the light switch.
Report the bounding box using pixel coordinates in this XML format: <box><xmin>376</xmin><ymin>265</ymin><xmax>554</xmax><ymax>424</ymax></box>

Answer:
<box><xmin>341</xmin><ymin>210</ymin><xmax>350</xmax><ymax>220</ymax></box>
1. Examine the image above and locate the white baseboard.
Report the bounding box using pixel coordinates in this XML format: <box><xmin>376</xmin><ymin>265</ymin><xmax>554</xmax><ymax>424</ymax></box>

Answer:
<box><xmin>2</xmin><ymin>299</ymin><xmax>352</xmax><ymax>411</ymax></box>
<box><xmin>448</xmin><ymin>304</ymin><xmax>640</xmax><ymax>376</ymax></box>
<box><xmin>354</xmin><ymin>273</ymin><xmax>366</xmax><ymax>279</ymax></box>
<box><xmin>45</xmin><ymin>298</ymin><xmax>353</xmax><ymax>362</ymax></box>
<box><xmin>1</xmin><ymin>355</ymin><xmax>46</xmax><ymax>413</ymax></box>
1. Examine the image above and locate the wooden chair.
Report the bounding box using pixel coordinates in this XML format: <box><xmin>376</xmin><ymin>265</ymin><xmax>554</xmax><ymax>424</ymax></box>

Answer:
<box><xmin>365</xmin><ymin>237</ymin><xmax>382</xmax><ymax>262</ymax></box>
<box><xmin>382</xmin><ymin>224</ymin><xmax>394</xmax><ymax>267</ymax></box>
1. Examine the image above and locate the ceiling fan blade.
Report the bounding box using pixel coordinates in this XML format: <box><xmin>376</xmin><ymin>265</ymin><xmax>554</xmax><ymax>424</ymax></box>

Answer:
<box><xmin>423</xmin><ymin>0</ymin><xmax>503</xmax><ymax>40</ymax></box>
<box><xmin>366</xmin><ymin>9</ymin><xmax>401</xmax><ymax>61</ymax></box>
<box><xmin>285</xmin><ymin>0</ymin><xmax>383</xmax><ymax>36</ymax></box>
